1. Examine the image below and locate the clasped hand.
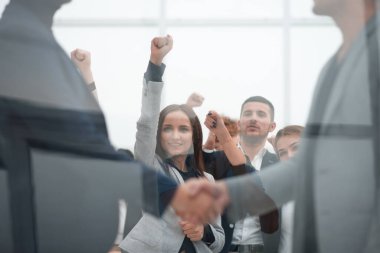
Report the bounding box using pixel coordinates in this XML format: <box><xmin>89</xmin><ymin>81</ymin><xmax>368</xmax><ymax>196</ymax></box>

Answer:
<box><xmin>171</xmin><ymin>179</ymin><xmax>230</xmax><ymax>225</ymax></box>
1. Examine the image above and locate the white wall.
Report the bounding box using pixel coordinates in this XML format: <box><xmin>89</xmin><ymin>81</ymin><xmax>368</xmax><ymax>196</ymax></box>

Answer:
<box><xmin>0</xmin><ymin>0</ymin><xmax>341</xmax><ymax>151</ymax></box>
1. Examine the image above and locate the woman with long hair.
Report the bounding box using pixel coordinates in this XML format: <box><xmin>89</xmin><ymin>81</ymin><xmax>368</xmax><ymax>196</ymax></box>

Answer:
<box><xmin>120</xmin><ymin>35</ymin><xmax>251</xmax><ymax>253</ymax></box>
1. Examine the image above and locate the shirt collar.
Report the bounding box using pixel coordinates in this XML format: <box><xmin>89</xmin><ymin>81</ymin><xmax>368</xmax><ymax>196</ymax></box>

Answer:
<box><xmin>238</xmin><ymin>142</ymin><xmax>267</xmax><ymax>160</ymax></box>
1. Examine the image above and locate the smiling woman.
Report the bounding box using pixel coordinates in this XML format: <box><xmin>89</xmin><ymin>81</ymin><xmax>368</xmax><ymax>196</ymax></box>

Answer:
<box><xmin>157</xmin><ymin>105</ymin><xmax>204</xmax><ymax>173</ymax></box>
<box><xmin>274</xmin><ymin>125</ymin><xmax>304</xmax><ymax>161</ymax></box>
<box><xmin>118</xmin><ymin>35</ymin><xmax>260</xmax><ymax>253</ymax></box>
<box><xmin>119</xmin><ymin>36</ymin><xmax>226</xmax><ymax>253</ymax></box>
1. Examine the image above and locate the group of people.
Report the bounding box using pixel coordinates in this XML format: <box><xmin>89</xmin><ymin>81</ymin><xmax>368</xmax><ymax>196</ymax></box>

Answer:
<box><xmin>70</xmin><ymin>33</ymin><xmax>307</xmax><ymax>253</ymax></box>
<box><xmin>1</xmin><ymin>0</ymin><xmax>380</xmax><ymax>253</ymax></box>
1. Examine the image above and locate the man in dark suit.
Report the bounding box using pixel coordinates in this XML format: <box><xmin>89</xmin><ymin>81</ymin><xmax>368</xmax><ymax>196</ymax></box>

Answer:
<box><xmin>230</xmin><ymin>96</ymin><xmax>280</xmax><ymax>253</ymax></box>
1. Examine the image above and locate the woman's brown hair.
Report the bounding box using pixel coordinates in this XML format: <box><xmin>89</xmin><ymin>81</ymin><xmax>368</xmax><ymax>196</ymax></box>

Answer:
<box><xmin>155</xmin><ymin>104</ymin><xmax>205</xmax><ymax>176</ymax></box>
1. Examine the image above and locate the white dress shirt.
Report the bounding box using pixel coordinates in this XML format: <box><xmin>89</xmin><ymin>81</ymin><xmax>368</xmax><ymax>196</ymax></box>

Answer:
<box><xmin>279</xmin><ymin>201</ymin><xmax>295</xmax><ymax>253</ymax></box>
<box><xmin>232</xmin><ymin>146</ymin><xmax>268</xmax><ymax>246</ymax></box>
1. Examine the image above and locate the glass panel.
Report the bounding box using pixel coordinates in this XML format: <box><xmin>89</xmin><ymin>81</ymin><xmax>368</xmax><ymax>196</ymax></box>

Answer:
<box><xmin>289</xmin><ymin>26</ymin><xmax>341</xmax><ymax>125</ymax></box>
<box><xmin>290</xmin><ymin>0</ymin><xmax>315</xmax><ymax>18</ymax></box>
<box><xmin>55</xmin><ymin>0</ymin><xmax>159</xmax><ymax>20</ymax></box>
<box><xmin>53</xmin><ymin>26</ymin><xmax>159</xmax><ymax>150</ymax></box>
<box><xmin>167</xmin><ymin>0</ymin><xmax>283</xmax><ymax>19</ymax></box>
<box><xmin>165</xmin><ymin>27</ymin><xmax>285</xmax><ymax>126</ymax></box>
<box><xmin>290</xmin><ymin>0</ymin><xmax>334</xmax><ymax>20</ymax></box>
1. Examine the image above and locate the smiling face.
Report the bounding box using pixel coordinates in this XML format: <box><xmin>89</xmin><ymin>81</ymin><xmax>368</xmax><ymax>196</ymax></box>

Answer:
<box><xmin>160</xmin><ymin>110</ymin><xmax>193</xmax><ymax>159</ymax></box>
<box><xmin>239</xmin><ymin>101</ymin><xmax>276</xmax><ymax>141</ymax></box>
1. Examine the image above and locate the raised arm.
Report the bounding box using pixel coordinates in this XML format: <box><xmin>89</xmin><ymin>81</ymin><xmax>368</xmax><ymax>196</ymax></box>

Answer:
<box><xmin>186</xmin><ymin>92</ymin><xmax>205</xmax><ymax>108</ymax></box>
<box><xmin>204</xmin><ymin>111</ymin><xmax>246</xmax><ymax>166</ymax></box>
<box><xmin>70</xmin><ymin>48</ymin><xmax>98</xmax><ymax>100</ymax></box>
<box><xmin>134</xmin><ymin>35</ymin><xmax>173</xmax><ymax>166</ymax></box>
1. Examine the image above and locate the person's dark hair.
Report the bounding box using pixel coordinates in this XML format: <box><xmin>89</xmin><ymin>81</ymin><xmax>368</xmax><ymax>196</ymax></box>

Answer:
<box><xmin>274</xmin><ymin>125</ymin><xmax>304</xmax><ymax>150</ymax></box>
<box><xmin>240</xmin><ymin>96</ymin><xmax>275</xmax><ymax>121</ymax></box>
<box><xmin>156</xmin><ymin>104</ymin><xmax>205</xmax><ymax>176</ymax></box>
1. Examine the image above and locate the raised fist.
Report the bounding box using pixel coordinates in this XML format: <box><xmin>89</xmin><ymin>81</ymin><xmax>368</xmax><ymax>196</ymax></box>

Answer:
<box><xmin>70</xmin><ymin>48</ymin><xmax>94</xmax><ymax>84</ymax></box>
<box><xmin>150</xmin><ymin>35</ymin><xmax>173</xmax><ymax>65</ymax></box>
<box><xmin>71</xmin><ymin>48</ymin><xmax>91</xmax><ymax>69</ymax></box>
<box><xmin>186</xmin><ymin>92</ymin><xmax>205</xmax><ymax>108</ymax></box>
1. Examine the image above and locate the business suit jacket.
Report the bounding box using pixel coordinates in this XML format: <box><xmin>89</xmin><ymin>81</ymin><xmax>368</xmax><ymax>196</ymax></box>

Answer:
<box><xmin>260</xmin><ymin>151</ymin><xmax>280</xmax><ymax>253</ymax></box>
<box><xmin>119</xmin><ymin>79</ymin><xmax>225</xmax><ymax>253</ymax></box>
<box><xmin>225</xmin><ymin>14</ymin><xmax>380</xmax><ymax>253</ymax></box>
<box><xmin>261</xmin><ymin>151</ymin><xmax>278</xmax><ymax>169</ymax></box>
<box><xmin>0</xmin><ymin>2</ymin><xmax>178</xmax><ymax>252</ymax></box>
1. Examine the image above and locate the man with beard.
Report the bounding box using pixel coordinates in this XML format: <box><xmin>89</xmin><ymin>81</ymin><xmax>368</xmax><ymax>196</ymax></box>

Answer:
<box><xmin>230</xmin><ymin>96</ymin><xmax>280</xmax><ymax>253</ymax></box>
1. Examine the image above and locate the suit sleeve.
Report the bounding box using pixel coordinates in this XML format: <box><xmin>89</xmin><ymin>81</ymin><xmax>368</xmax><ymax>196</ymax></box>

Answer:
<box><xmin>134</xmin><ymin>62</ymin><xmax>165</xmax><ymax>166</ymax></box>
<box><xmin>136</xmin><ymin>62</ymin><xmax>178</xmax><ymax>216</ymax></box>
<box><xmin>203</xmin><ymin>151</ymin><xmax>254</xmax><ymax>180</ymax></box>
<box><xmin>225</xmin><ymin>157</ymin><xmax>298</xmax><ymax>223</ymax></box>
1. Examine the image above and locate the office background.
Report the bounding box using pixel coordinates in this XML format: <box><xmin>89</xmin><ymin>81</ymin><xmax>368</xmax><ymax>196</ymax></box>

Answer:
<box><xmin>0</xmin><ymin>0</ymin><xmax>341</xmax><ymax>150</ymax></box>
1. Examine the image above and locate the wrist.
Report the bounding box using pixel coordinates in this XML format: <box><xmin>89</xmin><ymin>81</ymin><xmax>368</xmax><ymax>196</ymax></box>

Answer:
<box><xmin>87</xmin><ymin>81</ymin><xmax>96</xmax><ymax>92</ymax></box>
<box><xmin>150</xmin><ymin>56</ymin><xmax>162</xmax><ymax>66</ymax></box>
<box><xmin>218</xmin><ymin>134</ymin><xmax>233</xmax><ymax>146</ymax></box>
<box><xmin>216</xmin><ymin>181</ymin><xmax>230</xmax><ymax>207</ymax></box>
<box><xmin>203</xmin><ymin>140</ymin><xmax>215</xmax><ymax>151</ymax></box>
<box><xmin>81</xmin><ymin>70</ymin><xmax>94</xmax><ymax>84</ymax></box>
<box><xmin>145</xmin><ymin>61</ymin><xmax>166</xmax><ymax>82</ymax></box>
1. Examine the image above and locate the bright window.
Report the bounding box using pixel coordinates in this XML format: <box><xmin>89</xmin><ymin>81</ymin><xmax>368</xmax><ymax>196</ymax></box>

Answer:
<box><xmin>0</xmin><ymin>0</ymin><xmax>341</xmax><ymax>149</ymax></box>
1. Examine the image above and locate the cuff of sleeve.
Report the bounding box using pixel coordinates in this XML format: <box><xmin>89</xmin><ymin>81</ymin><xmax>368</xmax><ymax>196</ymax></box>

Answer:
<box><xmin>202</xmin><ymin>224</ymin><xmax>215</xmax><ymax>245</ymax></box>
<box><xmin>231</xmin><ymin>164</ymin><xmax>253</xmax><ymax>176</ymax></box>
<box><xmin>87</xmin><ymin>81</ymin><xmax>96</xmax><ymax>92</ymax></box>
<box><xmin>144</xmin><ymin>61</ymin><xmax>166</xmax><ymax>82</ymax></box>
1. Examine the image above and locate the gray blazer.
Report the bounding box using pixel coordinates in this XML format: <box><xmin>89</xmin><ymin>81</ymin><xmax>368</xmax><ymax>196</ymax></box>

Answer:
<box><xmin>225</xmin><ymin>16</ymin><xmax>380</xmax><ymax>253</ymax></box>
<box><xmin>119</xmin><ymin>79</ymin><xmax>225</xmax><ymax>253</ymax></box>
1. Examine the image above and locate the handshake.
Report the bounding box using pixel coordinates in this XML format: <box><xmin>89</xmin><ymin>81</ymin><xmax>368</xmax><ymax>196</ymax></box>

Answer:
<box><xmin>170</xmin><ymin>179</ymin><xmax>230</xmax><ymax>224</ymax></box>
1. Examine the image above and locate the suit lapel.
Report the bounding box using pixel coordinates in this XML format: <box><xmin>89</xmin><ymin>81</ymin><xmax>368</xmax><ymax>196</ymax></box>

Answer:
<box><xmin>261</xmin><ymin>151</ymin><xmax>278</xmax><ymax>169</ymax></box>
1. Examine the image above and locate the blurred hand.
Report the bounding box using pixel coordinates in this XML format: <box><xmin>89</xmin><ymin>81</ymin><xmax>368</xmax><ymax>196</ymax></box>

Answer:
<box><xmin>150</xmin><ymin>35</ymin><xmax>173</xmax><ymax>65</ymax></box>
<box><xmin>186</xmin><ymin>92</ymin><xmax>205</xmax><ymax>108</ymax></box>
<box><xmin>171</xmin><ymin>178</ymin><xmax>219</xmax><ymax>224</ymax></box>
<box><xmin>70</xmin><ymin>48</ymin><xmax>94</xmax><ymax>84</ymax></box>
<box><xmin>107</xmin><ymin>245</ymin><xmax>121</xmax><ymax>253</ymax></box>
<box><xmin>172</xmin><ymin>179</ymin><xmax>230</xmax><ymax>224</ymax></box>
<box><xmin>213</xmin><ymin>181</ymin><xmax>230</xmax><ymax>213</ymax></box>
<box><xmin>179</xmin><ymin>221</ymin><xmax>204</xmax><ymax>241</ymax></box>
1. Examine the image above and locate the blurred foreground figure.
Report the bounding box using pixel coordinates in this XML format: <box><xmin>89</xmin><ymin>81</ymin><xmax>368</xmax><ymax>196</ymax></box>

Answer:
<box><xmin>0</xmin><ymin>0</ymin><xmax>215</xmax><ymax>252</ymax></box>
<box><xmin>194</xmin><ymin>1</ymin><xmax>380</xmax><ymax>253</ymax></box>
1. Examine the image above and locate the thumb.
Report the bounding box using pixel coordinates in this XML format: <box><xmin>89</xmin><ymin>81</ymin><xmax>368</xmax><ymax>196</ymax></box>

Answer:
<box><xmin>75</xmin><ymin>50</ymin><xmax>86</xmax><ymax>61</ymax></box>
<box><xmin>157</xmin><ymin>37</ymin><xmax>167</xmax><ymax>48</ymax></box>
